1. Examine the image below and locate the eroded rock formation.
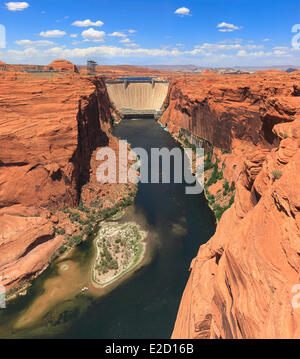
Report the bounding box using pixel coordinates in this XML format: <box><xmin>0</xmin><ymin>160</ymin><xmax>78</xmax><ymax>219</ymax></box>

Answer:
<box><xmin>161</xmin><ymin>71</ymin><xmax>300</xmax><ymax>339</ymax></box>
<box><xmin>0</xmin><ymin>71</ymin><xmax>126</xmax><ymax>290</ymax></box>
<box><xmin>46</xmin><ymin>59</ymin><xmax>79</xmax><ymax>73</ymax></box>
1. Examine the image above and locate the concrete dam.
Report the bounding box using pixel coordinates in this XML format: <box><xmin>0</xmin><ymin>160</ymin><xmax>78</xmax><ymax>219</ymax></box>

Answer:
<box><xmin>106</xmin><ymin>77</ymin><xmax>169</xmax><ymax>118</ymax></box>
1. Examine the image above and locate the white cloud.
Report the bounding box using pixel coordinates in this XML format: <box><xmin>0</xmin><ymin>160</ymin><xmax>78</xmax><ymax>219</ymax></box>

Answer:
<box><xmin>217</xmin><ymin>22</ymin><xmax>242</xmax><ymax>32</ymax></box>
<box><xmin>193</xmin><ymin>42</ymin><xmax>263</xmax><ymax>53</ymax></box>
<box><xmin>125</xmin><ymin>43</ymin><xmax>139</xmax><ymax>48</ymax></box>
<box><xmin>237</xmin><ymin>49</ymin><xmax>291</xmax><ymax>58</ymax></box>
<box><xmin>5</xmin><ymin>2</ymin><xmax>29</xmax><ymax>11</ymax></box>
<box><xmin>1</xmin><ymin>45</ymin><xmax>185</xmax><ymax>62</ymax></box>
<box><xmin>128</xmin><ymin>29</ymin><xmax>137</xmax><ymax>33</ymax></box>
<box><xmin>109</xmin><ymin>32</ymin><xmax>127</xmax><ymax>38</ymax></box>
<box><xmin>72</xmin><ymin>19</ymin><xmax>104</xmax><ymax>27</ymax></box>
<box><xmin>120</xmin><ymin>38</ymin><xmax>131</xmax><ymax>43</ymax></box>
<box><xmin>195</xmin><ymin>43</ymin><xmax>242</xmax><ymax>51</ymax></box>
<box><xmin>15</xmin><ymin>39</ymin><xmax>55</xmax><ymax>47</ymax></box>
<box><xmin>273</xmin><ymin>46</ymin><xmax>289</xmax><ymax>50</ymax></box>
<box><xmin>237</xmin><ymin>50</ymin><xmax>247</xmax><ymax>57</ymax></box>
<box><xmin>263</xmin><ymin>38</ymin><xmax>270</xmax><ymax>42</ymax></box>
<box><xmin>174</xmin><ymin>7</ymin><xmax>191</xmax><ymax>16</ymax></box>
<box><xmin>273</xmin><ymin>50</ymin><xmax>289</xmax><ymax>56</ymax></box>
<box><xmin>81</xmin><ymin>28</ymin><xmax>105</xmax><ymax>42</ymax></box>
<box><xmin>119</xmin><ymin>38</ymin><xmax>139</xmax><ymax>48</ymax></box>
<box><xmin>70</xmin><ymin>34</ymin><xmax>78</xmax><ymax>38</ymax></box>
<box><xmin>218</xmin><ymin>38</ymin><xmax>243</xmax><ymax>44</ymax></box>
<box><xmin>40</xmin><ymin>30</ymin><xmax>66</xmax><ymax>38</ymax></box>
<box><xmin>245</xmin><ymin>44</ymin><xmax>264</xmax><ymax>50</ymax></box>
<box><xmin>1</xmin><ymin>38</ymin><xmax>298</xmax><ymax>66</ymax></box>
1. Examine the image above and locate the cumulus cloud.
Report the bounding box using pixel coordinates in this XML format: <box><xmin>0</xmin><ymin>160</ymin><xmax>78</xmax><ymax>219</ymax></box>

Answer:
<box><xmin>237</xmin><ymin>49</ymin><xmax>290</xmax><ymax>58</ymax></box>
<box><xmin>109</xmin><ymin>32</ymin><xmax>127</xmax><ymax>38</ymax></box>
<box><xmin>1</xmin><ymin>45</ymin><xmax>185</xmax><ymax>62</ymax></box>
<box><xmin>217</xmin><ymin>38</ymin><xmax>243</xmax><ymax>44</ymax></box>
<box><xmin>125</xmin><ymin>43</ymin><xmax>139</xmax><ymax>48</ymax></box>
<box><xmin>15</xmin><ymin>39</ymin><xmax>55</xmax><ymax>47</ymax></box>
<box><xmin>81</xmin><ymin>28</ymin><xmax>105</xmax><ymax>42</ymax></box>
<box><xmin>237</xmin><ymin>50</ymin><xmax>247</xmax><ymax>57</ymax></box>
<box><xmin>0</xmin><ymin>38</ymin><xmax>297</xmax><ymax>66</ymax></box>
<box><xmin>196</xmin><ymin>43</ymin><xmax>242</xmax><ymax>51</ymax></box>
<box><xmin>40</xmin><ymin>30</ymin><xmax>66</xmax><ymax>38</ymax></box>
<box><xmin>70</xmin><ymin>34</ymin><xmax>78</xmax><ymax>38</ymax></box>
<box><xmin>217</xmin><ymin>22</ymin><xmax>242</xmax><ymax>32</ymax></box>
<box><xmin>273</xmin><ymin>46</ymin><xmax>289</xmax><ymax>50</ymax></box>
<box><xmin>128</xmin><ymin>29</ymin><xmax>137</xmax><ymax>33</ymax></box>
<box><xmin>120</xmin><ymin>38</ymin><xmax>131</xmax><ymax>43</ymax></box>
<box><xmin>72</xmin><ymin>19</ymin><xmax>104</xmax><ymax>27</ymax></box>
<box><xmin>119</xmin><ymin>38</ymin><xmax>139</xmax><ymax>47</ymax></box>
<box><xmin>174</xmin><ymin>7</ymin><xmax>191</xmax><ymax>16</ymax></box>
<box><xmin>5</xmin><ymin>1</ymin><xmax>29</xmax><ymax>11</ymax></box>
<box><xmin>193</xmin><ymin>42</ymin><xmax>263</xmax><ymax>53</ymax></box>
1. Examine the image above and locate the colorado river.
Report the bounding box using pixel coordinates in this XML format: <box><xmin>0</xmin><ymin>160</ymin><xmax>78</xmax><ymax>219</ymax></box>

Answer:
<box><xmin>0</xmin><ymin>118</ymin><xmax>216</xmax><ymax>339</ymax></box>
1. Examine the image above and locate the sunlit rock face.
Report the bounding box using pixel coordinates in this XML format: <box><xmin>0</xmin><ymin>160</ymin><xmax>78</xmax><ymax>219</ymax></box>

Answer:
<box><xmin>45</xmin><ymin>59</ymin><xmax>79</xmax><ymax>73</ymax></box>
<box><xmin>162</xmin><ymin>71</ymin><xmax>300</xmax><ymax>339</ymax></box>
<box><xmin>0</xmin><ymin>71</ymin><xmax>114</xmax><ymax>289</ymax></box>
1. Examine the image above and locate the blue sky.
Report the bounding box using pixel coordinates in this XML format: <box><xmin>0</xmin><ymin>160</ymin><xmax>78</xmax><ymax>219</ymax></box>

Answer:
<box><xmin>0</xmin><ymin>0</ymin><xmax>300</xmax><ymax>66</ymax></box>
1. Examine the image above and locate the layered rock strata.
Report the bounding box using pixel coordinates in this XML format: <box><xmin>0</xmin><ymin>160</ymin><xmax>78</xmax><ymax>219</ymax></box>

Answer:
<box><xmin>161</xmin><ymin>71</ymin><xmax>300</xmax><ymax>339</ymax></box>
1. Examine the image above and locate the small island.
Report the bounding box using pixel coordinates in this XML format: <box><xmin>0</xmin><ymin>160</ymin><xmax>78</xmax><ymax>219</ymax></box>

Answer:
<box><xmin>92</xmin><ymin>221</ymin><xmax>146</xmax><ymax>287</ymax></box>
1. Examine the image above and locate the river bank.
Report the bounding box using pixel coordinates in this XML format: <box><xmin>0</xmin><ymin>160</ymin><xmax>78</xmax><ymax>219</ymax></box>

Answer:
<box><xmin>0</xmin><ymin>117</ymin><xmax>216</xmax><ymax>339</ymax></box>
<box><xmin>0</xmin><ymin>205</ymin><xmax>155</xmax><ymax>338</ymax></box>
<box><xmin>92</xmin><ymin>220</ymin><xmax>147</xmax><ymax>288</ymax></box>
<box><xmin>158</xmin><ymin>121</ymin><xmax>236</xmax><ymax>222</ymax></box>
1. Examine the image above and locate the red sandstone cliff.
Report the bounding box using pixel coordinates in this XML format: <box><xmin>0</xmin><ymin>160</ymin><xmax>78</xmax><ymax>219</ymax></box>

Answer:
<box><xmin>162</xmin><ymin>72</ymin><xmax>300</xmax><ymax>339</ymax></box>
<box><xmin>46</xmin><ymin>59</ymin><xmax>79</xmax><ymax>73</ymax></box>
<box><xmin>0</xmin><ymin>72</ymin><xmax>126</xmax><ymax>290</ymax></box>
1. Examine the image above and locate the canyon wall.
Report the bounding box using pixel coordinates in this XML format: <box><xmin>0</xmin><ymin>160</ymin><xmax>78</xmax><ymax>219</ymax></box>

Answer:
<box><xmin>0</xmin><ymin>72</ymin><xmax>122</xmax><ymax>290</ymax></box>
<box><xmin>161</xmin><ymin>71</ymin><xmax>300</xmax><ymax>339</ymax></box>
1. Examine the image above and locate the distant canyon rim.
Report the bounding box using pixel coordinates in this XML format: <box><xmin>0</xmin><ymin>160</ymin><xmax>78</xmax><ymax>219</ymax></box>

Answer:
<box><xmin>0</xmin><ymin>59</ymin><xmax>300</xmax><ymax>339</ymax></box>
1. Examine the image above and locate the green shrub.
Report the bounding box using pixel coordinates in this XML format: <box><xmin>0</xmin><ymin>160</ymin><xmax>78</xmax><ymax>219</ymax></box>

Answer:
<box><xmin>178</xmin><ymin>130</ymin><xmax>184</xmax><ymax>139</ymax></box>
<box><xmin>272</xmin><ymin>169</ymin><xmax>282</xmax><ymax>179</ymax></box>
<box><xmin>84</xmin><ymin>224</ymin><xmax>93</xmax><ymax>236</ymax></box>
<box><xmin>206</xmin><ymin>164</ymin><xmax>223</xmax><ymax>187</ymax></box>
<box><xmin>223</xmin><ymin>180</ymin><xmax>229</xmax><ymax>195</ymax></box>
<box><xmin>70</xmin><ymin>212</ymin><xmax>81</xmax><ymax>223</ymax></box>
<box><xmin>54</xmin><ymin>227</ymin><xmax>66</xmax><ymax>235</ymax></box>
<box><xmin>58</xmin><ymin>245</ymin><xmax>67</xmax><ymax>255</ymax></box>
<box><xmin>67</xmin><ymin>234</ymin><xmax>84</xmax><ymax>247</ymax></box>
<box><xmin>204</xmin><ymin>152</ymin><xmax>214</xmax><ymax>171</ymax></box>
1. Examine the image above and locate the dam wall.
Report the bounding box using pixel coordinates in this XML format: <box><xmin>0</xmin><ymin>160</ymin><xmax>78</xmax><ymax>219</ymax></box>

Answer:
<box><xmin>106</xmin><ymin>80</ymin><xmax>169</xmax><ymax>117</ymax></box>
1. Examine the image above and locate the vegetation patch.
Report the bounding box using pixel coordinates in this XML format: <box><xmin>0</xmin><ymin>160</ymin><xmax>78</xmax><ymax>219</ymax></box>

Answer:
<box><xmin>272</xmin><ymin>169</ymin><xmax>283</xmax><ymax>180</ymax></box>
<box><xmin>204</xmin><ymin>151</ymin><xmax>235</xmax><ymax>222</ymax></box>
<box><xmin>49</xmin><ymin>186</ymin><xmax>139</xmax><ymax>264</ymax></box>
<box><xmin>93</xmin><ymin>222</ymin><xmax>146</xmax><ymax>287</ymax></box>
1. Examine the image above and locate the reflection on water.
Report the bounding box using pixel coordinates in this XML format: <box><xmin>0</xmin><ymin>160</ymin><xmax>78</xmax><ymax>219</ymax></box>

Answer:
<box><xmin>0</xmin><ymin>118</ymin><xmax>216</xmax><ymax>339</ymax></box>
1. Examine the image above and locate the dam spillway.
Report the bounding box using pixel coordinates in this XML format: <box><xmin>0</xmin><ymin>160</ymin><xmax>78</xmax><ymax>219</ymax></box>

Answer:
<box><xmin>106</xmin><ymin>78</ymin><xmax>169</xmax><ymax>118</ymax></box>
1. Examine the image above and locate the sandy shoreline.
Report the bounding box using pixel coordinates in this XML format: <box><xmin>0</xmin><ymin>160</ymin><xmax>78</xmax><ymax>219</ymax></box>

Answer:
<box><xmin>6</xmin><ymin>207</ymin><xmax>156</xmax><ymax>335</ymax></box>
<box><xmin>91</xmin><ymin>219</ymin><xmax>148</xmax><ymax>289</ymax></box>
